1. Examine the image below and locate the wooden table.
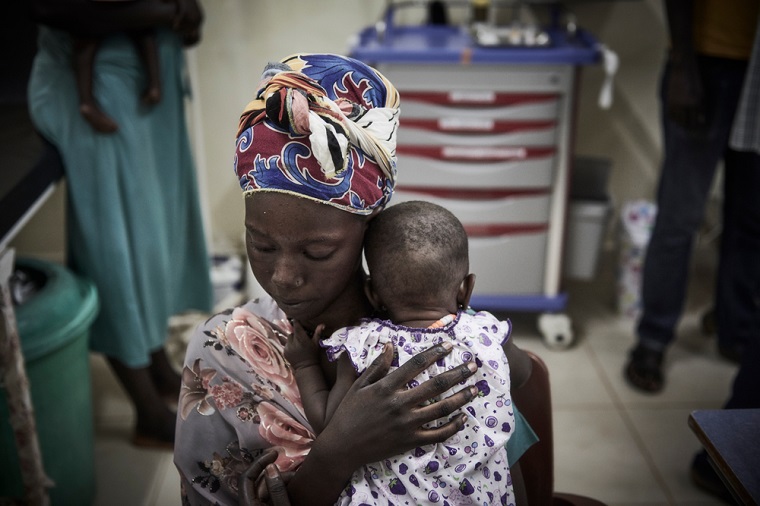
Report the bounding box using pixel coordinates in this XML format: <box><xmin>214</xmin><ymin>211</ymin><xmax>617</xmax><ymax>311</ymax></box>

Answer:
<box><xmin>688</xmin><ymin>409</ymin><xmax>760</xmax><ymax>505</ymax></box>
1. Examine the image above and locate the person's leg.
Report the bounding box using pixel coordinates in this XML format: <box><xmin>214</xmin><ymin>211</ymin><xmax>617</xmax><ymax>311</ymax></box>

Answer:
<box><xmin>724</xmin><ymin>322</ymin><xmax>760</xmax><ymax>410</ymax></box>
<box><xmin>149</xmin><ymin>347</ymin><xmax>182</xmax><ymax>401</ymax></box>
<box><xmin>626</xmin><ymin>56</ymin><xmax>746</xmax><ymax>392</ymax></box>
<box><xmin>107</xmin><ymin>356</ymin><xmax>176</xmax><ymax>447</ymax></box>
<box><xmin>72</xmin><ymin>36</ymin><xmax>119</xmax><ymax>133</ymax></box>
<box><xmin>691</xmin><ymin>261</ymin><xmax>760</xmax><ymax>502</ymax></box>
<box><xmin>715</xmin><ymin>147</ymin><xmax>760</xmax><ymax>362</ymax></box>
<box><xmin>132</xmin><ymin>30</ymin><xmax>162</xmax><ymax>105</ymax></box>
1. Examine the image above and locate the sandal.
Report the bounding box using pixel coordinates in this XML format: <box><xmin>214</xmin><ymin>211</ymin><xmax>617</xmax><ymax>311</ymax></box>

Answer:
<box><xmin>717</xmin><ymin>343</ymin><xmax>744</xmax><ymax>364</ymax></box>
<box><xmin>624</xmin><ymin>345</ymin><xmax>664</xmax><ymax>393</ymax></box>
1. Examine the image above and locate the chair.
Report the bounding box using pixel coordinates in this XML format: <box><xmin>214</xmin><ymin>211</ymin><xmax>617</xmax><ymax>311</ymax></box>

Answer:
<box><xmin>512</xmin><ymin>350</ymin><xmax>607</xmax><ymax>506</ymax></box>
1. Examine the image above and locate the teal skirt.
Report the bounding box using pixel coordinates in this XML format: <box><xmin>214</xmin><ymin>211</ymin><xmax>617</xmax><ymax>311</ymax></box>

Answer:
<box><xmin>28</xmin><ymin>27</ymin><xmax>213</xmax><ymax>367</ymax></box>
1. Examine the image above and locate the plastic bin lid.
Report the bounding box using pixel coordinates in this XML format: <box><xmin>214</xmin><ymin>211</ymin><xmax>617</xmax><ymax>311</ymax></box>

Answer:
<box><xmin>13</xmin><ymin>258</ymin><xmax>99</xmax><ymax>361</ymax></box>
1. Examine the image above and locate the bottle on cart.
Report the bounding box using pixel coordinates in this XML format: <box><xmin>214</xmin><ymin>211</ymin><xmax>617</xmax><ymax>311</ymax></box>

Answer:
<box><xmin>471</xmin><ymin>0</ymin><xmax>490</xmax><ymax>24</ymax></box>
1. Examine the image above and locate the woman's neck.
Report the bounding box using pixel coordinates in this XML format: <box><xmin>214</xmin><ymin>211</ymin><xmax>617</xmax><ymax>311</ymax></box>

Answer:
<box><xmin>301</xmin><ymin>270</ymin><xmax>373</xmax><ymax>336</ymax></box>
<box><xmin>385</xmin><ymin>300</ymin><xmax>458</xmax><ymax>330</ymax></box>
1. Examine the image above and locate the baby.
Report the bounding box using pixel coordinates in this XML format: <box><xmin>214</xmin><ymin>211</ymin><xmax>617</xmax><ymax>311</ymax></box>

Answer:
<box><xmin>73</xmin><ymin>28</ymin><xmax>161</xmax><ymax>133</ymax></box>
<box><xmin>285</xmin><ymin>200</ymin><xmax>524</xmax><ymax>505</ymax></box>
<box><xmin>72</xmin><ymin>0</ymin><xmax>198</xmax><ymax>133</ymax></box>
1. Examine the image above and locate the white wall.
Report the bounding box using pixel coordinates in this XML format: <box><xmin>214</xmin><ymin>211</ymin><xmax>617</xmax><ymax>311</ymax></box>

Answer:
<box><xmin>10</xmin><ymin>0</ymin><xmax>669</xmax><ymax>261</ymax></box>
<box><xmin>573</xmin><ymin>0</ymin><xmax>666</xmax><ymax>204</ymax></box>
<box><xmin>186</xmin><ymin>0</ymin><xmax>387</xmax><ymax>254</ymax></box>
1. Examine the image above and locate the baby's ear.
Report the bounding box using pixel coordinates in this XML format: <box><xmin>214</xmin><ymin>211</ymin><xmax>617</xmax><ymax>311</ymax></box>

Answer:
<box><xmin>364</xmin><ymin>276</ymin><xmax>384</xmax><ymax>311</ymax></box>
<box><xmin>457</xmin><ymin>273</ymin><xmax>476</xmax><ymax>309</ymax></box>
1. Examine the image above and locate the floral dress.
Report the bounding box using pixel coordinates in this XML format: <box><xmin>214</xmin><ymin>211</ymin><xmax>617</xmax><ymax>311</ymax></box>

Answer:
<box><xmin>175</xmin><ymin>297</ymin><xmax>312</xmax><ymax>505</ymax></box>
<box><xmin>321</xmin><ymin>312</ymin><xmax>515</xmax><ymax>506</ymax></box>
<box><xmin>174</xmin><ymin>298</ymin><xmax>522</xmax><ymax>506</ymax></box>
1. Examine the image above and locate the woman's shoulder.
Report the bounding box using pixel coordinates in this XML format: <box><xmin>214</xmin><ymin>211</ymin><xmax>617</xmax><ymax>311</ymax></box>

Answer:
<box><xmin>184</xmin><ymin>296</ymin><xmax>288</xmax><ymax>361</ymax></box>
<box><xmin>238</xmin><ymin>295</ymin><xmax>286</xmax><ymax>321</ymax></box>
<box><xmin>201</xmin><ymin>296</ymin><xmax>285</xmax><ymax>328</ymax></box>
<box><xmin>180</xmin><ymin>294</ymin><xmax>303</xmax><ymax>414</ymax></box>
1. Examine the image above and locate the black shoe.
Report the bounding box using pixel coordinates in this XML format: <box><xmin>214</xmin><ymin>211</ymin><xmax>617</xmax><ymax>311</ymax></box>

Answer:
<box><xmin>690</xmin><ymin>450</ymin><xmax>738</xmax><ymax>504</ymax></box>
<box><xmin>717</xmin><ymin>343</ymin><xmax>744</xmax><ymax>364</ymax></box>
<box><xmin>701</xmin><ymin>307</ymin><xmax>716</xmax><ymax>336</ymax></box>
<box><xmin>624</xmin><ymin>344</ymin><xmax>664</xmax><ymax>393</ymax></box>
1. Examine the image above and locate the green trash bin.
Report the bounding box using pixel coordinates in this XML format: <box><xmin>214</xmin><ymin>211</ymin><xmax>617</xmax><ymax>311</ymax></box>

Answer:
<box><xmin>0</xmin><ymin>258</ymin><xmax>99</xmax><ymax>505</ymax></box>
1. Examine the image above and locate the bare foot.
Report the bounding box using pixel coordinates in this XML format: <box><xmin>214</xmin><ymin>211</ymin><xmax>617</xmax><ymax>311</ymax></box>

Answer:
<box><xmin>79</xmin><ymin>103</ymin><xmax>118</xmax><ymax>133</ymax></box>
<box><xmin>150</xmin><ymin>348</ymin><xmax>182</xmax><ymax>401</ymax></box>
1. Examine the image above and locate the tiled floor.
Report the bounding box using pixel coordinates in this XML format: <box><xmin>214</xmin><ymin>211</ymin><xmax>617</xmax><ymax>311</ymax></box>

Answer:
<box><xmin>89</xmin><ymin>245</ymin><xmax>735</xmax><ymax>506</ymax></box>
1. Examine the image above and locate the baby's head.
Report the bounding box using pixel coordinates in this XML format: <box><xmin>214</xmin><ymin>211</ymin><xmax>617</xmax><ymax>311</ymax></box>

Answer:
<box><xmin>364</xmin><ymin>200</ymin><xmax>473</xmax><ymax>318</ymax></box>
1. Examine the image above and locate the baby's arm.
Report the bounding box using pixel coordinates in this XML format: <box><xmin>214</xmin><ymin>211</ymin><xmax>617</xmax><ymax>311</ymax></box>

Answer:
<box><xmin>284</xmin><ymin>323</ymin><xmax>332</xmax><ymax>434</ymax></box>
<box><xmin>324</xmin><ymin>354</ymin><xmax>358</xmax><ymax>424</ymax></box>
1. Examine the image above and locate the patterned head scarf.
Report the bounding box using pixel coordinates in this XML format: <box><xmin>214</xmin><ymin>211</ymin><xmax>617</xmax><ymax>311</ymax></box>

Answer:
<box><xmin>234</xmin><ymin>53</ymin><xmax>400</xmax><ymax>215</ymax></box>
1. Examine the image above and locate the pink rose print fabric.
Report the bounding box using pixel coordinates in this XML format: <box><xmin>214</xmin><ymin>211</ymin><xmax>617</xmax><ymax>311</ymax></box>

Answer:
<box><xmin>175</xmin><ymin>298</ymin><xmax>315</xmax><ymax>504</ymax></box>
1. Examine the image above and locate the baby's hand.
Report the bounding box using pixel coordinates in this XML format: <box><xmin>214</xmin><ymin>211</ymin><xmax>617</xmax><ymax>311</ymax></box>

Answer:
<box><xmin>284</xmin><ymin>322</ymin><xmax>324</xmax><ymax>371</ymax></box>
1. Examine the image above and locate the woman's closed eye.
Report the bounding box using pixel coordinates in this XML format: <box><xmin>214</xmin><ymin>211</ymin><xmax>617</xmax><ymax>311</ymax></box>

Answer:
<box><xmin>249</xmin><ymin>238</ymin><xmax>276</xmax><ymax>254</ymax></box>
<box><xmin>303</xmin><ymin>247</ymin><xmax>335</xmax><ymax>261</ymax></box>
<box><xmin>249</xmin><ymin>239</ymin><xmax>333</xmax><ymax>260</ymax></box>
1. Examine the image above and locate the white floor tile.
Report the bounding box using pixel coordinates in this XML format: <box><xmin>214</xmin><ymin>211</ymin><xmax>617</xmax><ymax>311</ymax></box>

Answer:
<box><xmin>625</xmin><ymin>407</ymin><xmax>725</xmax><ymax>505</ymax></box>
<box><xmin>148</xmin><ymin>455</ymin><xmax>182</xmax><ymax>506</ymax></box>
<box><xmin>520</xmin><ymin>337</ymin><xmax>616</xmax><ymax>409</ymax></box>
<box><xmin>92</xmin><ymin>422</ymin><xmax>173</xmax><ymax>506</ymax></box>
<box><xmin>593</xmin><ymin>336</ymin><xmax>737</xmax><ymax>408</ymax></box>
<box><xmin>553</xmin><ymin>407</ymin><xmax>669</xmax><ymax>504</ymax></box>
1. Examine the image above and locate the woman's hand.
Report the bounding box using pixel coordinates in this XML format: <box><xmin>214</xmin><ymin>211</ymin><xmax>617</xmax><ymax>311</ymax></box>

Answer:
<box><xmin>239</xmin><ymin>449</ymin><xmax>292</xmax><ymax>506</ymax></box>
<box><xmin>30</xmin><ymin>0</ymin><xmax>179</xmax><ymax>36</ymax></box>
<box><xmin>286</xmin><ymin>341</ymin><xmax>478</xmax><ymax>505</ymax></box>
<box><xmin>666</xmin><ymin>52</ymin><xmax>706</xmax><ymax>132</ymax></box>
<box><xmin>173</xmin><ymin>0</ymin><xmax>203</xmax><ymax>46</ymax></box>
<box><xmin>328</xmin><ymin>341</ymin><xmax>479</xmax><ymax>462</ymax></box>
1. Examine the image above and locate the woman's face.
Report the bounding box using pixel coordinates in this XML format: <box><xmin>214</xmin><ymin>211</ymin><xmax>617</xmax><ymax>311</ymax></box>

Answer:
<box><xmin>245</xmin><ymin>192</ymin><xmax>369</xmax><ymax>328</ymax></box>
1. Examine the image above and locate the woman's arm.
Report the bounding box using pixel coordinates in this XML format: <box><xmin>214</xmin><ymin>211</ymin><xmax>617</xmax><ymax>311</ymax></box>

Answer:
<box><xmin>29</xmin><ymin>0</ymin><xmax>202</xmax><ymax>43</ymax></box>
<box><xmin>30</xmin><ymin>0</ymin><xmax>176</xmax><ymax>35</ymax></box>
<box><xmin>285</xmin><ymin>341</ymin><xmax>478</xmax><ymax>506</ymax></box>
<box><xmin>663</xmin><ymin>0</ymin><xmax>705</xmax><ymax>131</ymax></box>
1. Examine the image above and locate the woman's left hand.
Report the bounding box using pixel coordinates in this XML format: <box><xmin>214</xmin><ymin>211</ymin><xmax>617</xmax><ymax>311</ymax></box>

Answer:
<box><xmin>174</xmin><ymin>0</ymin><xmax>203</xmax><ymax>46</ymax></box>
<box><xmin>238</xmin><ymin>449</ymin><xmax>293</xmax><ymax>506</ymax></box>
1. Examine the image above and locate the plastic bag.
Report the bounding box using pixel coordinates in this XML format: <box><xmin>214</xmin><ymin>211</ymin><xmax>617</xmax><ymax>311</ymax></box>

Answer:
<box><xmin>617</xmin><ymin>200</ymin><xmax>657</xmax><ymax>318</ymax></box>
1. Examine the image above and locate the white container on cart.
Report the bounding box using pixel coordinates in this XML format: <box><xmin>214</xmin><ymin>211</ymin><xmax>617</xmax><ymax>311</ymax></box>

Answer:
<box><xmin>564</xmin><ymin>200</ymin><xmax>611</xmax><ymax>280</ymax></box>
<box><xmin>563</xmin><ymin>156</ymin><xmax>613</xmax><ymax>281</ymax></box>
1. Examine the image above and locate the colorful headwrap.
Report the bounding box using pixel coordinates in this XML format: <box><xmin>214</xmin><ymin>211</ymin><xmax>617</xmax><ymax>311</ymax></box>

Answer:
<box><xmin>234</xmin><ymin>53</ymin><xmax>400</xmax><ymax>215</ymax></box>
